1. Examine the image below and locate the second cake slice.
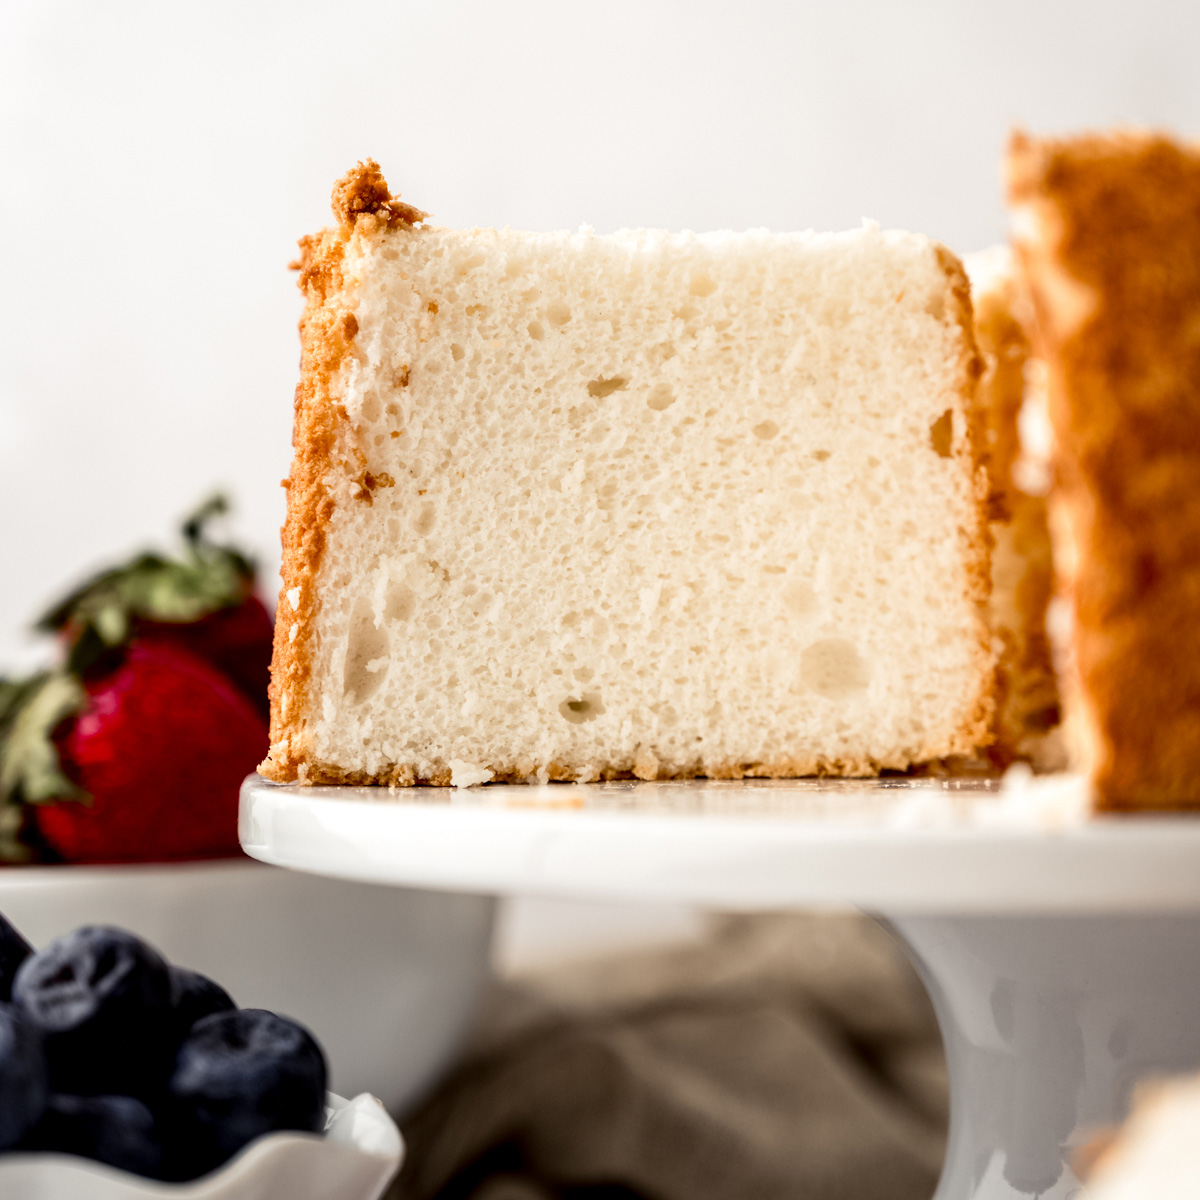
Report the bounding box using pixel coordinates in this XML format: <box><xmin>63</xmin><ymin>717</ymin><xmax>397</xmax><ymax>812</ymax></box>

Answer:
<box><xmin>264</xmin><ymin>162</ymin><xmax>993</xmax><ymax>786</ymax></box>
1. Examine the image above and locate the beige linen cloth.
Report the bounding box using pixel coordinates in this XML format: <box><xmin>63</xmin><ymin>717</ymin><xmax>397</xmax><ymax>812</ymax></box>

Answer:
<box><xmin>390</xmin><ymin>914</ymin><xmax>948</xmax><ymax>1200</ymax></box>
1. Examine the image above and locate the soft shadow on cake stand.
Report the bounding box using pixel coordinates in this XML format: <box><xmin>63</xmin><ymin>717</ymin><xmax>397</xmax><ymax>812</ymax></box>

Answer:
<box><xmin>240</xmin><ymin>773</ymin><xmax>1200</xmax><ymax>1200</ymax></box>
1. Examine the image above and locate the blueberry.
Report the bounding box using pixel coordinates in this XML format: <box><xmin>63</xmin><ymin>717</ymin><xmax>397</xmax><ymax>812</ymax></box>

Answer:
<box><xmin>0</xmin><ymin>1004</ymin><xmax>48</xmax><ymax>1149</ymax></box>
<box><xmin>12</xmin><ymin>926</ymin><xmax>173</xmax><ymax>1097</ymax></box>
<box><xmin>22</xmin><ymin>1094</ymin><xmax>163</xmax><ymax>1179</ymax></box>
<box><xmin>0</xmin><ymin>912</ymin><xmax>33</xmax><ymax>1003</ymax></box>
<box><xmin>167</xmin><ymin>1009</ymin><xmax>326</xmax><ymax>1177</ymax></box>
<box><xmin>169</xmin><ymin>967</ymin><xmax>234</xmax><ymax>1039</ymax></box>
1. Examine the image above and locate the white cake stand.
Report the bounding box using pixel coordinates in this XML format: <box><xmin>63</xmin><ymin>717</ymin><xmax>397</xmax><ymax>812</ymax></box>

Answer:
<box><xmin>240</xmin><ymin>773</ymin><xmax>1200</xmax><ymax>1200</ymax></box>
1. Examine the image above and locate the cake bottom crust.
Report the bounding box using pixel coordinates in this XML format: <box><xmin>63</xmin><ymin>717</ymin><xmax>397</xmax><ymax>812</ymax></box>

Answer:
<box><xmin>260</xmin><ymin>742</ymin><xmax>992</xmax><ymax>788</ymax></box>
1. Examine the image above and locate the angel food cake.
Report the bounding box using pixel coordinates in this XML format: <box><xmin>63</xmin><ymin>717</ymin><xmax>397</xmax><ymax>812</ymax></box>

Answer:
<box><xmin>262</xmin><ymin>161</ymin><xmax>993</xmax><ymax>786</ymax></box>
<box><xmin>1007</xmin><ymin>130</ymin><xmax>1200</xmax><ymax>810</ymax></box>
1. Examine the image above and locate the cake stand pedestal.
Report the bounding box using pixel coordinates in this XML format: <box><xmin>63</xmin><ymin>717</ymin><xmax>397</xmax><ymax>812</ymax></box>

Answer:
<box><xmin>240</xmin><ymin>774</ymin><xmax>1200</xmax><ymax>1200</ymax></box>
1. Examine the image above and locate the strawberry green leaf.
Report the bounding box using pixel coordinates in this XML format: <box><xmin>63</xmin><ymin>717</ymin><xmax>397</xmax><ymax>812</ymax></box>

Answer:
<box><xmin>0</xmin><ymin>804</ymin><xmax>28</xmax><ymax>864</ymax></box>
<box><xmin>0</xmin><ymin>671</ymin><xmax>89</xmax><ymax>860</ymax></box>
<box><xmin>0</xmin><ymin>672</ymin><xmax>88</xmax><ymax>805</ymax></box>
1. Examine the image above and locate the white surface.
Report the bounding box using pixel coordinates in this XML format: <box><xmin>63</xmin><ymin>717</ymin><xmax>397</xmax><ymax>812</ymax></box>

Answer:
<box><xmin>0</xmin><ymin>860</ymin><xmax>494</xmax><ymax>1115</ymax></box>
<box><xmin>240</xmin><ymin>773</ymin><xmax>1200</xmax><ymax>912</ymax></box>
<box><xmin>0</xmin><ymin>1092</ymin><xmax>402</xmax><ymax>1200</ymax></box>
<box><xmin>492</xmin><ymin>895</ymin><xmax>709</xmax><ymax>975</ymax></box>
<box><xmin>6</xmin><ymin>0</ymin><xmax>1200</xmax><ymax>673</ymax></box>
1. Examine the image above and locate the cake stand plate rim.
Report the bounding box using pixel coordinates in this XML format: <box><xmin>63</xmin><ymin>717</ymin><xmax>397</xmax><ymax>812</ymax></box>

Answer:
<box><xmin>238</xmin><ymin>773</ymin><xmax>1200</xmax><ymax>912</ymax></box>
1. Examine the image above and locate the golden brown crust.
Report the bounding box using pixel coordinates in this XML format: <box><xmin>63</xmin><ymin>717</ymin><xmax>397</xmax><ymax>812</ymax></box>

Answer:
<box><xmin>934</xmin><ymin>245</ymin><xmax>997</xmax><ymax>760</ymax></box>
<box><xmin>279</xmin><ymin>750</ymin><xmax>970</xmax><ymax>788</ymax></box>
<box><xmin>968</xmin><ymin>253</ymin><xmax>1063</xmax><ymax>767</ymax></box>
<box><xmin>1008</xmin><ymin>129</ymin><xmax>1200</xmax><ymax>809</ymax></box>
<box><xmin>259</xmin><ymin>224</ymin><xmax>352</xmax><ymax>781</ymax></box>
<box><xmin>261</xmin><ymin>162</ymin><xmax>424</xmax><ymax>783</ymax></box>
<box><xmin>331</xmin><ymin>159</ymin><xmax>428</xmax><ymax>229</ymax></box>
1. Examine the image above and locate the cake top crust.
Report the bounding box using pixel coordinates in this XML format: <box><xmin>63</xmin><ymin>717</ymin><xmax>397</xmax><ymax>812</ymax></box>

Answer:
<box><xmin>330</xmin><ymin>159</ymin><xmax>428</xmax><ymax>230</ymax></box>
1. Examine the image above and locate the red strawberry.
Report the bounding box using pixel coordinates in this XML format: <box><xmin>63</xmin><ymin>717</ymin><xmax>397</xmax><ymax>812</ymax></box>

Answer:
<box><xmin>0</xmin><ymin>495</ymin><xmax>273</xmax><ymax>865</ymax></box>
<box><xmin>33</xmin><ymin>642</ymin><xmax>268</xmax><ymax>864</ymax></box>
<box><xmin>138</xmin><ymin>595</ymin><xmax>274</xmax><ymax>722</ymax></box>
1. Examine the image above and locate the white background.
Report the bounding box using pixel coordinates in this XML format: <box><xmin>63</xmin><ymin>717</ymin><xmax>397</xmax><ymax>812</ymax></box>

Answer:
<box><xmin>2</xmin><ymin>0</ymin><xmax>1199</xmax><ymax>670</ymax></box>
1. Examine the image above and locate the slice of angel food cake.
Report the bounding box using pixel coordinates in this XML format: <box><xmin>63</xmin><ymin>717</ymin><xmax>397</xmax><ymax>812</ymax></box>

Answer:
<box><xmin>261</xmin><ymin>160</ymin><xmax>996</xmax><ymax>788</ymax></box>
<box><xmin>1007</xmin><ymin>130</ymin><xmax>1200</xmax><ymax>810</ymax></box>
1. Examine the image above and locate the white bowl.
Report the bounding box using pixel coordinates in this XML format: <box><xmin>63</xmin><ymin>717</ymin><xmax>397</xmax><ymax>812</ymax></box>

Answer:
<box><xmin>0</xmin><ymin>860</ymin><xmax>495</xmax><ymax>1114</ymax></box>
<box><xmin>0</xmin><ymin>1091</ymin><xmax>403</xmax><ymax>1200</ymax></box>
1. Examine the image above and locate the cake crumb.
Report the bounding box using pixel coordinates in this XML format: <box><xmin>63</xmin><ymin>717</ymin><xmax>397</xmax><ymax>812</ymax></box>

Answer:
<box><xmin>353</xmin><ymin>470</ymin><xmax>395</xmax><ymax>505</ymax></box>
<box><xmin>449</xmin><ymin>759</ymin><xmax>495</xmax><ymax>788</ymax></box>
<box><xmin>633</xmin><ymin>747</ymin><xmax>660</xmax><ymax>781</ymax></box>
<box><xmin>331</xmin><ymin>159</ymin><xmax>428</xmax><ymax>229</ymax></box>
